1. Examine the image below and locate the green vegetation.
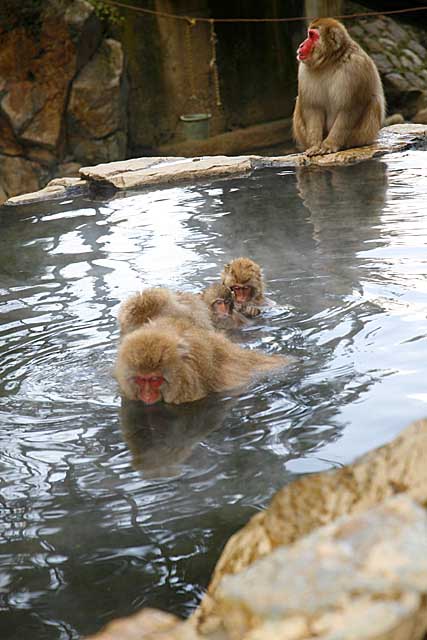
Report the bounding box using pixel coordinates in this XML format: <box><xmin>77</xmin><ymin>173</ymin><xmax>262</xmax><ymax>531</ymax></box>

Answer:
<box><xmin>87</xmin><ymin>0</ymin><xmax>124</xmax><ymax>26</ymax></box>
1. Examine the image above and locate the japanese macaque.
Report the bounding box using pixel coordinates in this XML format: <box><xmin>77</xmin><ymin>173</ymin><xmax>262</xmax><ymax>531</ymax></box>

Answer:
<box><xmin>201</xmin><ymin>283</ymin><xmax>248</xmax><ymax>329</ymax></box>
<box><xmin>221</xmin><ymin>257</ymin><xmax>268</xmax><ymax>318</ymax></box>
<box><xmin>114</xmin><ymin>317</ymin><xmax>289</xmax><ymax>405</ymax></box>
<box><xmin>293</xmin><ymin>18</ymin><xmax>385</xmax><ymax>156</ymax></box>
<box><xmin>118</xmin><ymin>287</ymin><xmax>213</xmax><ymax>334</ymax></box>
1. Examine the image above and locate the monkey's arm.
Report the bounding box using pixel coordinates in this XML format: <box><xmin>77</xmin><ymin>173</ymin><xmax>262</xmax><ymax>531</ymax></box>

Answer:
<box><xmin>320</xmin><ymin>104</ymin><xmax>367</xmax><ymax>154</ymax></box>
<box><xmin>298</xmin><ymin>105</ymin><xmax>326</xmax><ymax>155</ymax></box>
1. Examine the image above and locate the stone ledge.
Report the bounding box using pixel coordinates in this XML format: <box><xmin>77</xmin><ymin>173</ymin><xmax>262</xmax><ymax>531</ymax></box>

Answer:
<box><xmin>3</xmin><ymin>177</ymin><xmax>89</xmax><ymax>207</ymax></box>
<box><xmin>3</xmin><ymin>124</ymin><xmax>427</xmax><ymax>207</ymax></box>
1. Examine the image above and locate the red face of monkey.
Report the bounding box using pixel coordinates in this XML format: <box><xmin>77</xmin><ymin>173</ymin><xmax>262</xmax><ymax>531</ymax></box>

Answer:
<box><xmin>132</xmin><ymin>372</ymin><xmax>165</xmax><ymax>404</ymax></box>
<box><xmin>297</xmin><ymin>28</ymin><xmax>320</xmax><ymax>61</ymax></box>
<box><xmin>230</xmin><ymin>284</ymin><xmax>253</xmax><ymax>304</ymax></box>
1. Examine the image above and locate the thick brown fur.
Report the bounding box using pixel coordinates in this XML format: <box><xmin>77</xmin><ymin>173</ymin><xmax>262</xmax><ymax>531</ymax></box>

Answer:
<box><xmin>201</xmin><ymin>283</ymin><xmax>248</xmax><ymax>329</ymax></box>
<box><xmin>221</xmin><ymin>257</ymin><xmax>266</xmax><ymax>317</ymax></box>
<box><xmin>293</xmin><ymin>18</ymin><xmax>385</xmax><ymax>155</ymax></box>
<box><xmin>114</xmin><ymin>317</ymin><xmax>289</xmax><ymax>405</ymax></box>
<box><xmin>118</xmin><ymin>287</ymin><xmax>213</xmax><ymax>334</ymax></box>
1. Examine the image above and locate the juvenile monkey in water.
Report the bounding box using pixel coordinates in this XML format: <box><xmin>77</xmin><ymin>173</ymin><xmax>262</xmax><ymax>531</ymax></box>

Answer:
<box><xmin>221</xmin><ymin>257</ymin><xmax>268</xmax><ymax>318</ymax></box>
<box><xmin>114</xmin><ymin>317</ymin><xmax>289</xmax><ymax>405</ymax></box>
<box><xmin>293</xmin><ymin>18</ymin><xmax>385</xmax><ymax>156</ymax></box>
<box><xmin>118</xmin><ymin>287</ymin><xmax>213</xmax><ymax>334</ymax></box>
<box><xmin>201</xmin><ymin>283</ymin><xmax>247</xmax><ymax>329</ymax></box>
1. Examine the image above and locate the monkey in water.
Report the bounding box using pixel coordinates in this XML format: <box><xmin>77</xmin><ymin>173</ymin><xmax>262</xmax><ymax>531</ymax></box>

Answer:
<box><xmin>293</xmin><ymin>18</ymin><xmax>385</xmax><ymax>156</ymax></box>
<box><xmin>201</xmin><ymin>283</ymin><xmax>248</xmax><ymax>329</ymax></box>
<box><xmin>114</xmin><ymin>317</ymin><xmax>289</xmax><ymax>405</ymax></box>
<box><xmin>221</xmin><ymin>257</ymin><xmax>270</xmax><ymax>318</ymax></box>
<box><xmin>118</xmin><ymin>287</ymin><xmax>213</xmax><ymax>335</ymax></box>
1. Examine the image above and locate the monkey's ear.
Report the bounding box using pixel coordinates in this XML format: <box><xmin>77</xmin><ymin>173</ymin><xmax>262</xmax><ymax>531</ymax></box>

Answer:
<box><xmin>177</xmin><ymin>339</ymin><xmax>190</xmax><ymax>359</ymax></box>
<box><xmin>223</xmin><ymin>263</ymin><xmax>230</xmax><ymax>272</ymax></box>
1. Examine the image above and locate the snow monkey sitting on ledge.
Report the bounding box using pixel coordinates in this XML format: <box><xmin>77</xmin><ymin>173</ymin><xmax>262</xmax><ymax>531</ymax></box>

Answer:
<box><xmin>293</xmin><ymin>18</ymin><xmax>385</xmax><ymax>156</ymax></box>
<box><xmin>114</xmin><ymin>317</ymin><xmax>290</xmax><ymax>405</ymax></box>
<box><xmin>221</xmin><ymin>257</ymin><xmax>271</xmax><ymax>318</ymax></box>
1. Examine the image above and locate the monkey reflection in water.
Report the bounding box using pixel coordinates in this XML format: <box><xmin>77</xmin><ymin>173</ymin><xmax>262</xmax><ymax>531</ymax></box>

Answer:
<box><xmin>114</xmin><ymin>316</ymin><xmax>290</xmax><ymax>405</ymax></box>
<box><xmin>120</xmin><ymin>396</ymin><xmax>231</xmax><ymax>476</ymax></box>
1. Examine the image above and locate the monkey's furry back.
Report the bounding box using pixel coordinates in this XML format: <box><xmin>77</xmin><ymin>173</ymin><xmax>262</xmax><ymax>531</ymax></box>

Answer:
<box><xmin>115</xmin><ymin>317</ymin><xmax>289</xmax><ymax>404</ymax></box>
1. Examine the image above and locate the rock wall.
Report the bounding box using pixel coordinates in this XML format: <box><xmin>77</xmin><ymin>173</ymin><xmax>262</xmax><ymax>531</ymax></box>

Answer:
<box><xmin>347</xmin><ymin>5</ymin><xmax>427</xmax><ymax>123</ymax></box>
<box><xmin>0</xmin><ymin>0</ymin><xmax>127</xmax><ymax>203</ymax></box>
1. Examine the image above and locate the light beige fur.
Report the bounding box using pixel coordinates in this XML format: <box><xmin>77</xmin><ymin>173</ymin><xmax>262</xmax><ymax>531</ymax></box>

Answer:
<box><xmin>114</xmin><ymin>317</ymin><xmax>289</xmax><ymax>405</ymax></box>
<box><xmin>293</xmin><ymin>18</ymin><xmax>385</xmax><ymax>155</ymax></box>
<box><xmin>201</xmin><ymin>283</ymin><xmax>247</xmax><ymax>329</ymax></box>
<box><xmin>118</xmin><ymin>287</ymin><xmax>213</xmax><ymax>335</ymax></box>
<box><xmin>221</xmin><ymin>257</ymin><xmax>266</xmax><ymax>318</ymax></box>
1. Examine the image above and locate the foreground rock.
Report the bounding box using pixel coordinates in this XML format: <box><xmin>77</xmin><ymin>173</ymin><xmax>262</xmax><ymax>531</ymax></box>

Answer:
<box><xmin>86</xmin><ymin>608</ymin><xmax>198</xmax><ymax>640</ymax></box>
<box><xmin>215</xmin><ymin>495</ymin><xmax>427</xmax><ymax>640</ymax></box>
<box><xmin>197</xmin><ymin>418</ymin><xmax>427</xmax><ymax>632</ymax></box>
<box><xmin>4</xmin><ymin>124</ymin><xmax>427</xmax><ymax>207</ymax></box>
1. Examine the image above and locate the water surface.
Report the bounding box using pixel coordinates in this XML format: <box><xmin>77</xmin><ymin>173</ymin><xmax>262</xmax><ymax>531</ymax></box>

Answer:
<box><xmin>1</xmin><ymin>151</ymin><xmax>427</xmax><ymax>638</ymax></box>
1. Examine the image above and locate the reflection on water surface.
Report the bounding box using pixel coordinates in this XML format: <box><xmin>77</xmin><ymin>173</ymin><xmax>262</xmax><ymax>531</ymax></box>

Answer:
<box><xmin>1</xmin><ymin>151</ymin><xmax>427</xmax><ymax>638</ymax></box>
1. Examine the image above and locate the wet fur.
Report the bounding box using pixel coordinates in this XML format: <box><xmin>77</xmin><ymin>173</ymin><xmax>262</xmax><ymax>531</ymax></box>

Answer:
<box><xmin>118</xmin><ymin>287</ymin><xmax>213</xmax><ymax>335</ymax></box>
<box><xmin>293</xmin><ymin>18</ymin><xmax>385</xmax><ymax>154</ymax></box>
<box><xmin>201</xmin><ymin>283</ymin><xmax>248</xmax><ymax>329</ymax></box>
<box><xmin>221</xmin><ymin>257</ymin><xmax>266</xmax><ymax>317</ymax></box>
<box><xmin>115</xmin><ymin>317</ymin><xmax>289</xmax><ymax>405</ymax></box>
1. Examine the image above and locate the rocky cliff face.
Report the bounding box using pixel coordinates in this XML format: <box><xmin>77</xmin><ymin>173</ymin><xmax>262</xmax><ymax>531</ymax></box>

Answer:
<box><xmin>0</xmin><ymin>0</ymin><xmax>127</xmax><ymax>203</ymax></box>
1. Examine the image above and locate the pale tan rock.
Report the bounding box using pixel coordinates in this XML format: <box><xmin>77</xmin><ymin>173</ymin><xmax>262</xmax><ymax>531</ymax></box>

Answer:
<box><xmin>4</xmin><ymin>178</ymin><xmax>88</xmax><ymax>206</ymax></box>
<box><xmin>85</xmin><ymin>607</ymin><xmax>199</xmax><ymax>640</ymax></box>
<box><xmin>197</xmin><ymin>418</ymin><xmax>427</xmax><ymax>631</ymax></box>
<box><xmin>213</xmin><ymin>496</ymin><xmax>427</xmax><ymax>640</ymax></box>
<box><xmin>264</xmin><ymin>124</ymin><xmax>427</xmax><ymax>168</ymax></box>
<box><xmin>80</xmin><ymin>156</ymin><xmax>256</xmax><ymax>189</ymax></box>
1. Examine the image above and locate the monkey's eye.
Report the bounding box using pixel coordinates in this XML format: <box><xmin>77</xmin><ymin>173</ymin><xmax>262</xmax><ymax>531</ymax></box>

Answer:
<box><xmin>308</xmin><ymin>28</ymin><xmax>319</xmax><ymax>40</ymax></box>
<box><xmin>231</xmin><ymin>285</ymin><xmax>251</xmax><ymax>292</ymax></box>
<box><xmin>149</xmin><ymin>376</ymin><xmax>164</xmax><ymax>388</ymax></box>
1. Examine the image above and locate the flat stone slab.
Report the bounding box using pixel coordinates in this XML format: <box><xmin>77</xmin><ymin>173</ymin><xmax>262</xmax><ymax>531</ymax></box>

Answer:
<box><xmin>259</xmin><ymin>123</ymin><xmax>427</xmax><ymax>168</ymax></box>
<box><xmin>79</xmin><ymin>155</ymin><xmax>256</xmax><ymax>189</ymax></box>
<box><xmin>3</xmin><ymin>177</ymin><xmax>88</xmax><ymax>207</ymax></box>
<box><xmin>215</xmin><ymin>495</ymin><xmax>427</xmax><ymax>640</ymax></box>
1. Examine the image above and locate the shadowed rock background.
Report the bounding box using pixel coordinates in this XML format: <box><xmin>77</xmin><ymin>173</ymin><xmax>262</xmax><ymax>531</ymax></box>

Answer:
<box><xmin>2</xmin><ymin>0</ymin><xmax>427</xmax><ymax>204</ymax></box>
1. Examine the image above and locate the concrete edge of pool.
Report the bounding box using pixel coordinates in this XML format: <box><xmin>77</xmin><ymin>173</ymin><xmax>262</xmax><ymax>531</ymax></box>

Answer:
<box><xmin>4</xmin><ymin>123</ymin><xmax>427</xmax><ymax>208</ymax></box>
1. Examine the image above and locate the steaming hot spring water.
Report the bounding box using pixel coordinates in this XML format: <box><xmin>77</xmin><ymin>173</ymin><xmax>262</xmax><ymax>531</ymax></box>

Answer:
<box><xmin>1</xmin><ymin>151</ymin><xmax>427</xmax><ymax>638</ymax></box>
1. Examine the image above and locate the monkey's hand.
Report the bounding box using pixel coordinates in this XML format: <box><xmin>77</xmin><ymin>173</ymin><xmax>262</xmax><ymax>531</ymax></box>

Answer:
<box><xmin>240</xmin><ymin>304</ymin><xmax>261</xmax><ymax>318</ymax></box>
<box><xmin>317</xmin><ymin>140</ymin><xmax>341</xmax><ymax>155</ymax></box>
<box><xmin>304</xmin><ymin>144</ymin><xmax>323</xmax><ymax>157</ymax></box>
